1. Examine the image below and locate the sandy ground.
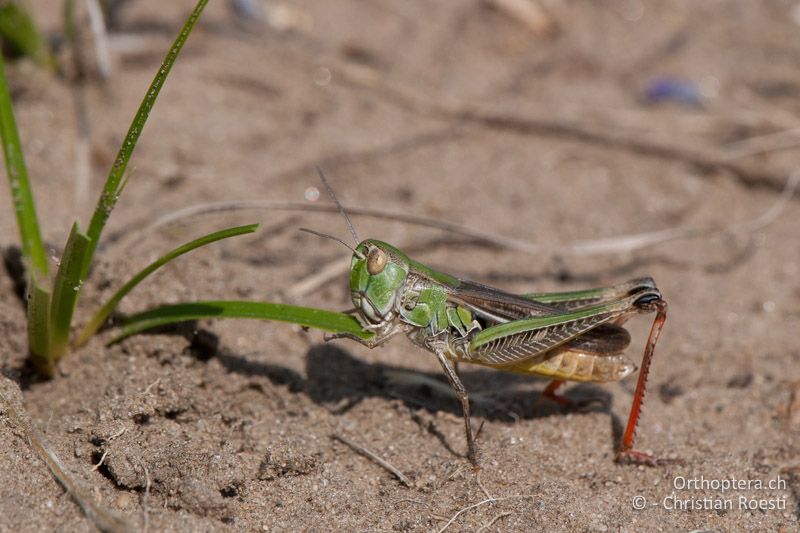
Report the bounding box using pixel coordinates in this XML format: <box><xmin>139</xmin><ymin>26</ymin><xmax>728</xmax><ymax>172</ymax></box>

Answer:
<box><xmin>1</xmin><ymin>1</ymin><xmax>799</xmax><ymax>531</ymax></box>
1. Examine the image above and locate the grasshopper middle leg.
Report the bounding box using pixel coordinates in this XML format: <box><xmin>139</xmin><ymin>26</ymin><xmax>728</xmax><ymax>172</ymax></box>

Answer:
<box><xmin>540</xmin><ymin>379</ymin><xmax>572</xmax><ymax>406</ymax></box>
<box><xmin>432</xmin><ymin>346</ymin><xmax>479</xmax><ymax>467</ymax></box>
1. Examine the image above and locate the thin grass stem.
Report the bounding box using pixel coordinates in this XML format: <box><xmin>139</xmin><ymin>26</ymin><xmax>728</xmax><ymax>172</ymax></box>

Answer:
<box><xmin>111</xmin><ymin>301</ymin><xmax>372</xmax><ymax>344</ymax></box>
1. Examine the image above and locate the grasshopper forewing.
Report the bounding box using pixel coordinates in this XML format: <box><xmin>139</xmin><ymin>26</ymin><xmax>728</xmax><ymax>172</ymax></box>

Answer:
<box><xmin>331</xmin><ymin>239</ymin><xmax>669</xmax><ymax>467</ymax></box>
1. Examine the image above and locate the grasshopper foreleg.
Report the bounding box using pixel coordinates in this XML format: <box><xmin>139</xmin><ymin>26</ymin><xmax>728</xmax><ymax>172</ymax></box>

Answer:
<box><xmin>326</xmin><ymin>322</ymin><xmax>411</xmax><ymax>348</ymax></box>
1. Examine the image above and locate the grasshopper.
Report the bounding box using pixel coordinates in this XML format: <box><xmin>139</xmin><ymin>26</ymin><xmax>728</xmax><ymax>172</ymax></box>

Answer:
<box><xmin>310</xmin><ymin>170</ymin><xmax>669</xmax><ymax>467</ymax></box>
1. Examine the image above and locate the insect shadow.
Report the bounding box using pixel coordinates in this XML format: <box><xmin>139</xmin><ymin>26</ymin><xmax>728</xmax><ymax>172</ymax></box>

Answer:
<box><xmin>303</xmin><ymin>344</ymin><xmax>618</xmax><ymax>425</ymax></box>
<box><xmin>181</xmin><ymin>328</ymin><xmax>610</xmax><ymax>424</ymax></box>
<box><xmin>202</xmin><ymin>335</ymin><xmax>621</xmax><ymax>425</ymax></box>
<box><xmin>161</xmin><ymin>323</ymin><xmax>623</xmax><ymax>455</ymax></box>
<box><xmin>301</xmin><ymin>344</ymin><xmax>629</xmax><ymax>456</ymax></box>
<box><xmin>180</xmin><ymin>328</ymin><xmax>627</xmax><ymax>457</ymax></box>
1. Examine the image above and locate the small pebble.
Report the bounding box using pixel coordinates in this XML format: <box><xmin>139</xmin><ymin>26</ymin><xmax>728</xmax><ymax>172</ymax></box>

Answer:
<box><xmin>115</xmin><ymin>492</ymin><xmax>133</xmax><ymax>510</ymax></box>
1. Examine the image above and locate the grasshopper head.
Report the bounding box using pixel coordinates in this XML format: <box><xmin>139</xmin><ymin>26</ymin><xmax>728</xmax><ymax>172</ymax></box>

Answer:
<box><xmin>350</xmin><ymin>239</ymin><xmax>410</xmax><ymax>324</ymax></box>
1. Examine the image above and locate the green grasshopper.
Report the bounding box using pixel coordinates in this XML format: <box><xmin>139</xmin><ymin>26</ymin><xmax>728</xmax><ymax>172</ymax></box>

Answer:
<box><xmin>309</xmin><ymin>170</ymin><xmax>669</xmax><ymax>467</ymax></box>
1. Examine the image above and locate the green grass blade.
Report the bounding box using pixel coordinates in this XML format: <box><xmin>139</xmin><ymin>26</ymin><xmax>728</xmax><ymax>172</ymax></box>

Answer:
<box><xmin>27</xmin><ymin>280</ymin><xmax>52</xmax><ymax>375</ymax></box>
<box><xmin>110</xmin><ymin>301</ymin><xmax>373</xmax><ymax>344</ymax></box>
<box><xmin>81</xmin><ymin>0</ymin><xmax>208</xmax><ymax>279</ymax></box>
<box><xmin>0</xmin><ymin>3</ymin><xmax>54</xmax><ymax>68</ymax></box>
<box><xmin>50</xmin><ymin>223</ymin><xmax>91</xmax><ymax>360</ymax></box>
<box><xmin>0</xmin><ymin>53</ymin><xmax>48</xmax><ymax>276</ymax></box>
<box><xmin>75</xmin><ymin>223</ymin><xmax>259</xmax><ymax>347</ymax></box>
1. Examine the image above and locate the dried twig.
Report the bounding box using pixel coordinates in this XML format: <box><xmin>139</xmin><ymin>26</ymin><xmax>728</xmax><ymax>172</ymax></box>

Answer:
<box><xmin>334</xmin><ymin>62</ymin><xmax>790</xmax><ymax>193</ymax></box>
<box><xmin>143</xmin><ymin>379</ymin><xmax>161</xmax><ymax>395</ymax></box>
<box><xmin>437</xmin><ymin>494</ymin><xmax>533</xmax><ymax>533</ymax></box>
<box><xmin>476</xmin><ymin>470</ymin><xmax>493</xmax><ymax>500</ymax></box>
<box><xmin>121</xmin><ymin>200</ymin><xmax>525</xmax><ymax>252</ymax></box>
<box><xmin>285</xmin><ymin>257</ymin><xmax>351</xmax><ymax>299</ymax></box>
<box><xmin>142</xmin><ymin>169</ymin><xmax>797</xmax><ymax>300</ymax></box>
<box><xmin>69</xmin><ymin>81</ymin><xmax>92</xmax><ymax>214</ymax></box>
<box><xmin>85</xmin><ymin>0</ymin><xmax>112</xmax><ymax>79</ymax></box>
<box><xmin>736</xmin><ymin>170</ymin><xmax>799</xmax><ymax>231</ymax></box>
<box><xmin>141</xmin><ymin>462</ymin><xmax>151</xmax><ymax>533</ymax></box>
<box><xmin>0</xmin><ymin>376</ymin><xmax>135</xmax><ymax>533</ymax></box>
<box><xmin>477</xmin><ymin>511</ymin><xmax>513</xmax><ymax>532</ymax></box>
<box><xmin>483</xmin><ymin>0</ymin><xmax>556</xmax><ymax>37</ymax></box>
<box><xmin>392</xmin><ymin>498</ymin><xmax>429</xmax><ymax>507</ymax></box>
<box><xmin>130</xmin><ymin>164</ymin><xmax>797</xmax><ymax>261</ymax></box>
<box><xmin>458</xmin><ymin>110</ymin><xmax>787</xmax><ymax>191</ymax></box>
<box><xmin>91</xmin><ymin>449</ymin><xmax>109</xmax><ymax>471</ymax></box>
<box><xmin>90</xmin><ymin>424</ymin><xmax>126</xmax><ymax>472</ymax></box>
<box><xmin>723</xmin><ymin>127</ymin><xmax>800</xmax><ymax>160</ymax></box>
<box><xmin>330</xmin><ymin>433</ymin><xmax>411</xmax><ymax>487</ymax></box>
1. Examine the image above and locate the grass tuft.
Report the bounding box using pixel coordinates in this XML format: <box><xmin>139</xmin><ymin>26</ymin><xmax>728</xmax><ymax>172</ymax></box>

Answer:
<box><xmin>0</xmin><ymin>0</ymin><xmax>217</xmax><ymax>374</ymax></box>
<box><xmin>0</xmin><ymin>0</ymin><xmax>373</xmax><ymax>375</ymax></box>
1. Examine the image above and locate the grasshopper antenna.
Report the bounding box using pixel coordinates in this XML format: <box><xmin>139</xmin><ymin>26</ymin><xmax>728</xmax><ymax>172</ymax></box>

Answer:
<box><xmin>316</xmin><ymin>166</ymin><xmax>360</xmax><ymax>246</ymax></box>
<box><xmin>299</xmin><ymin>228</ymin><xmax>366</xmax><ymax>259</ymax></box>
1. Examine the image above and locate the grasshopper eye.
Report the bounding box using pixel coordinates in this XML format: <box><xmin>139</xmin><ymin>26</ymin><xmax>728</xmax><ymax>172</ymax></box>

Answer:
<box><xmin>367</xmin><ymin>248</ymin><xmax>388</xmax><ymax>275</ymax></box>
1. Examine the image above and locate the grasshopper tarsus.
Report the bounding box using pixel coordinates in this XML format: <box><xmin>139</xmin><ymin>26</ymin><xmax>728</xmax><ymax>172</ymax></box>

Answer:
<box><xmin>616</xmin><ymin>449</ymin><xmax>684</xmax><ymax>467</ymax></box>
<box><xmin>615</xmin><ymin>449</ymin><xmax>660</xmax><ymax>467</ymax></box>
<box><xmin>470</xmin><ymin>420</ymin><xmax>486</xmax><ymax>470</ymax></box>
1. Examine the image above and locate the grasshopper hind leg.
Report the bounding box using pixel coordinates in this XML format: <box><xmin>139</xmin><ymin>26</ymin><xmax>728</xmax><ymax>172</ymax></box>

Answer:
<box><xmin>615</xmin><ymin>298</ymin><xmax>680</xmax><ymax>466</ymax></box>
